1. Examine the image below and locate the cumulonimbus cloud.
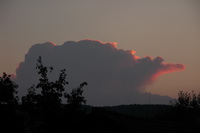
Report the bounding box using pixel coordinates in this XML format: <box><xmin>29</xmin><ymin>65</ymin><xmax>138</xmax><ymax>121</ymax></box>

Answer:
<box><xmin>15</xmin><ymin>39</ymin><xmax>185</xmax><ymax>106</ymax></box>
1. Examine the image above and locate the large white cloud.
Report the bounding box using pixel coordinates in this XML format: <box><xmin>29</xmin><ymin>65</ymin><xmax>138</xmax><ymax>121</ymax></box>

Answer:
<box><xmin>15</xmin><ymin>39</ymin><xmax>185</xmax><ymax>106</ymax></box>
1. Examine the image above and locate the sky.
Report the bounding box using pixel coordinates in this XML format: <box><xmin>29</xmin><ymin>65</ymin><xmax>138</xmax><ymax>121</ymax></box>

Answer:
<box><xmin>0</xmin><ymin>0</ymin><xmax>200</xmax><ymax>103</ymax></box>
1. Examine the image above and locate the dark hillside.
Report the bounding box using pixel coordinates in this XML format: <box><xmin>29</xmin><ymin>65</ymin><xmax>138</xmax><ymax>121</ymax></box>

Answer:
<box><xmin>103</xmin><ymin>104</ymin><xmax>172</xmax><ymax>118</ymax></box>
<box><xmin>69</xmin><ymin>107</ymin><xmax>200</xmax><ymax>133</ymax></box>
<box><xmin>0</xmin><ymin>105</ymin><xmax>200</xmax><ymax>133</ymax></box>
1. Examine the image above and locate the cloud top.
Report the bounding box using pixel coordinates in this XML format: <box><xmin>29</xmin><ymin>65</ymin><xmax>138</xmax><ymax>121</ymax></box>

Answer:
<box><xmin>15</xmin><ymin>39</ymin><xmax>185</xmax><ymax>106</ymax></box>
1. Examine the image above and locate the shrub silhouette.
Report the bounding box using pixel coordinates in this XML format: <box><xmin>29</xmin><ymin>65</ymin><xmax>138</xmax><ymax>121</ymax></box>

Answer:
<box><xmin>0</xmin><ymin>72</ymin><xmax>18</xmax><ymax>105</ymax></box>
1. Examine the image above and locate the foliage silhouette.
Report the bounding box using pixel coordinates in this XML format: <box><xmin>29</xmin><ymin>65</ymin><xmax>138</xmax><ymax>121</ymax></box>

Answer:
<box><xmin>0</xmin><ymin>73</ymin><xmax>23</xmax><ymax>132</ymax></box>
<box><xmin>171</xmin><ymin>90</ymin><xmax>200</xmax><ymax>109</ymax></box>
<box><xmin>20</xmin><ymin>56</ymin><xmax>88</xmax><ymax>132</ymax></box>
<box><xmin>22</xmin><ymin>56</ymin><xmax>68</xmax><ymax>108</ymax></box>
<box><xmin>21</xmin><ymin>85</ymin><xmax>38</xmax><ymax>106</ymax></box>
<box><xmin>65</xmin><ymin>82</ymin><xmax>87</xmax><ymax>110</ymax></box>
<box><xmin>22</xmin><ymin>56</ymin><xmax>87</xmax><ymax>110</ymax></box>
<box><xmin>0</xmin><ymin>72</ymin><xmax>18</xmax><ymax>105</ymax></box>
<box><xmin>169</xmin><ymin>90</ymin><xmax>200</xmax><ymax>122</ymax></box>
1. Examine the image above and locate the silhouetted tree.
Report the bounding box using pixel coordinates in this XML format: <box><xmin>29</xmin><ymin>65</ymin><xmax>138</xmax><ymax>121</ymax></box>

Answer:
<box><xmin>177</xmin><ymin>90</ymin><xmax>190</xmax><ymax>108</ymax></box>
<box><xmin>21</xmin><ymin>85</ymin><xmax>38</xmax><ymax>105</ymax></box>
<box><xmin>190</xmin><ymin>91</ymin><xmax>199</xmax><ymax>109</ymax></box>
<box><xmin>170</xmin><ymin>90</ymin><xmax>200</xmax><ymax>122</ymax></box>
<box><xmin>0</xmin><ymin>72</ymin><xmax>18</xmax><ymax>105</ymax></box>
<box><xmin>22</xmin><ymin>56</ymin><xmax>88</xmax><ymax>110</ymax></box>
<box><xmin>65</xmin><ymin>82</ymin><xmax>87</xmax><ymax>109</ymax></box>
<box><xmin>22</xmin><ymin>56</ymin><xmax>68</xmax><ymax>109</ymax></box>
<box><xmin>171</xmin><ymin>90</ymin><xmax>200</xmax><ymax>109</ymax></box>
<box><xmin>0</xmin><ymin>57</ymin><xmax>89</xmax><ymax>132</ymax></box>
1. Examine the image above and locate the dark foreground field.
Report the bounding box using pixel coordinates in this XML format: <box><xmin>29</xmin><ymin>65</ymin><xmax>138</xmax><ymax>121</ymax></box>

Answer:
<box><xmin>1</xmin><ymin>105</ymin><xmax>200</xmax><ymax>133</ymax></box>
<box><xmin>70</xmin><ymin>105</ymin><xmax>200</xmax><ymax>133</ymax></box>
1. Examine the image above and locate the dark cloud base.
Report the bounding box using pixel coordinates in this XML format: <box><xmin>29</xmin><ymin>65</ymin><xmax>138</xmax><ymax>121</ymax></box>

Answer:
<box><xmin>15</xmin><ymin>39</ymin><xmax>185</xmax><ymax>106</ymax></box>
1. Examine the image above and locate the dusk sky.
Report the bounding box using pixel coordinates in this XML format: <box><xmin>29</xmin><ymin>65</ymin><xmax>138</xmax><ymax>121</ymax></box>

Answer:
<box><xmin>0</xmin><ymin>0</ymin><xmax>199</xmax><ymax>103</ymax></box>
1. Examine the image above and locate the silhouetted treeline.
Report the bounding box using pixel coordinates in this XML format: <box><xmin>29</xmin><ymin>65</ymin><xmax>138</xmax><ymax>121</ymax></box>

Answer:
<box><xmin>0</xmin><ymin>56</ymin><xmax>88</xmax><ymax>133</ymax></box>
<box><xmin>171</xmin><ymin>90</ymin><xmax>200</xmax><ymax>109</ymax></box>
<box><xmin>169</xmin><ymin>90</ymin><xmax>200</xmax><ymax>121</ymax></box>
<box><xmin>0</xmin><ymin>57</ymin><xmax>200</xmax><ymax>132</ymax></box>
